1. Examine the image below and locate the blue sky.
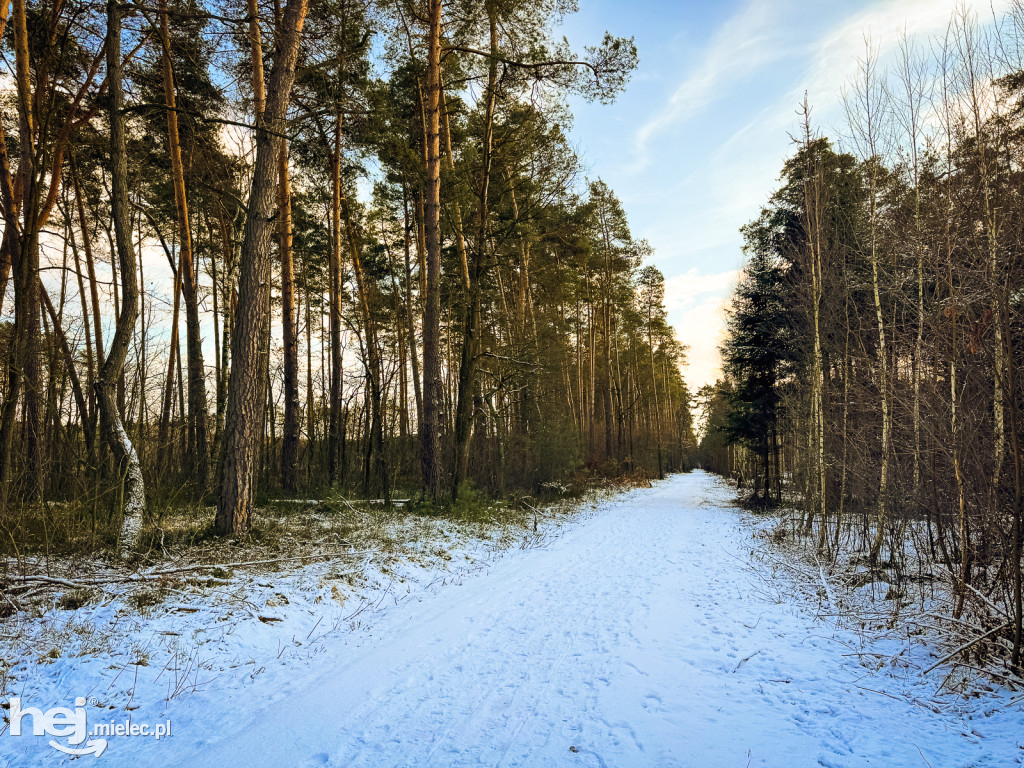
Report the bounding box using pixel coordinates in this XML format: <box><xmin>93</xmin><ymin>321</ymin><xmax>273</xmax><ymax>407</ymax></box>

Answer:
<box><xmin>555</xmin><ymin>0</ymin><xmax>1014</xmax><ymax>392</ymax></box>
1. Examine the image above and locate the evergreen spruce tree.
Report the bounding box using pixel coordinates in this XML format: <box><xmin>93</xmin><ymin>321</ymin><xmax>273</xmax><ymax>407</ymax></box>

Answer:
<box><xmin>722</xmin><ymin>221</ymin><xmax>791</xmax><ymax>505</ymax></box>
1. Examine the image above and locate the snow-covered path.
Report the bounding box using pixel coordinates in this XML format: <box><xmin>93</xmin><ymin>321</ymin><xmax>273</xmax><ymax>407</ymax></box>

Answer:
<box><xmin>18</xmin><ymin>471</ymin><xmax>1024</xmax><ymax>766</ymax></box>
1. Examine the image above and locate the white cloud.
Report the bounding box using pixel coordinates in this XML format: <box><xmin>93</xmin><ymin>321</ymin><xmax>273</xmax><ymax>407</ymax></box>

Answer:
<box><xmin>663</xmin><ymin>268</ymin><xmax>740</xmax><ymax>313</ymax></box>
<box><xmin>662</xmin><ymin>269</ymin><xmax>738</xmax><ymax>391</ymax></box>
<box><xmin>798</xmin><ymin>0</ymin><xmax>1016</xmax><ymax>140</ymax></box>
<box><xmin>672</xmin><ymin>294</ymin><xmax>732</xmax><ymax>393</ymax></box>
<box><xmin>642</xmin><ymin>0</ymin><xmax>1019</xmax><ymax>394</ymax></box>
<box><xmin>632</xmin><ymin>0</ymin><xmax>795</xmax><ymax>168</ymax></box>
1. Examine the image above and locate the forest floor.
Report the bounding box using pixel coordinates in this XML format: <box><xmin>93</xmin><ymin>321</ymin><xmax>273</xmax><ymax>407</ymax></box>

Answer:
<box><xmin>1</xmin><ymin>470</ymin><xmax>1022</xmax><ymax>767</ymax></box>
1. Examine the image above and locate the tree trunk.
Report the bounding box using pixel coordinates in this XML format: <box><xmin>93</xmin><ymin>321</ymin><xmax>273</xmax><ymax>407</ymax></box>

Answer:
<box><xmin>279</xmin><ymin>138</ymin><xmax>299</xmax><ymax>491</ymax></box>
<box><xmin>402</xmin><ymin>184</ymin><xmax>423</xmax><ymax>431</ymax></box>
<box><xmin>159</xmin><ymin>0</ymin><xmax>209</xmax><ymax>490</ymax></box>
<box><xmin>100</xmin><ymin>0</ymin><xmax>146</xmax><ymax>558</ymax></box>
<box><xmin>73</xmin><ymin>161</ymin><xmax>104</xmax><ymax>363</ymax></box>
<box><xmin>217</xmin><ymin>0</ymin><xmax>308</xmax><ymax>535</ymax></box>
<box><xmin>867</xmin><ymin>160</ymin><xmax>890</xmax><ymax>565</ymax></box>
<box><xmin>420</xmin><ymin>0</ymin><xmax>443</xmax><ymax>500</ymax></box>
<box><xmin>66</xmin><ymin>206</ymin><xmax>96</xmax><ymax>454</ymax></box>
<box><xmin>0</xmin><ymin>0</ymin><xmax>42</xmax><ymax>500</ymax></box>
<box><xmin>453</xmin><ymin>8</ymin><xmax>497</xmax><ymax>500</ymax></box>
<box><xmin>328</xmin><ymin>117</ymin><xmax>344</xmax><ymax>484</ymax></box>
<box><xmin>341</xmin><ymin>188</ymin><xmax>389</xmax><ymax>500</ymax></box>
<box><xmin>158</xmin><ymin>248</ymin><xmax>182</xmax><ymax>473</ymax></box>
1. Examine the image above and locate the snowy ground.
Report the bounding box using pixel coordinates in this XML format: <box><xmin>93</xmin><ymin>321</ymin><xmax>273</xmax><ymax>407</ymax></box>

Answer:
<box><xmin>2</xmin><ymin>470</ymin><xmax>1023</xmax><ymax>767</ymax></box>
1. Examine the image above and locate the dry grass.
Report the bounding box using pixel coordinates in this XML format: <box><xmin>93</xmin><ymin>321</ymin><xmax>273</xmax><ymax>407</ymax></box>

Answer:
<box><xmin>0</xmin><ymin>484</ymin><xmax>589</xmax><ymax>619</ymax></box>
<box><xmin>0</xmin><ymin>468</ymin><xmax>657</xmax><ymax>625</ymax></box>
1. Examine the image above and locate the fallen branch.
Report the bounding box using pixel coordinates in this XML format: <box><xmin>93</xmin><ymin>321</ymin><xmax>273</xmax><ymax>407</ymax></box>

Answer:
<box><xmin>146</xmin><ymin>553</ymin><xmax>344</xmax><ymax>577</ymax></box>
<box><xmin>855</xmin><ymin>685</ymin><xmax>903</xmax><ymax>702</ymax></box>
<box><xmin>814</xmin><ymin>554</ymin><xmax>836</xmax><ymax>610</ymax></box>
<box><xmin>923</xmin><ymin>621</ymin><xmax>1013</xmax><ymax>675</ymax></box>
<box><xmin>949</xmin><ymin>572</ymin><xmax>1007</xmax><ymax>619</ymax></box>
<box><xmin>733</xmin><ymin>650</ymin><xmax>761</xmax><ymax>672</ymax></box>
<box><xmin>332</xmin><ymin>497</ymin><xmax>364</xmax><ymax>515</ymax></box>
<box><xmin>7</xmin><ymin>552</ymin><xmax>354</xmax><ymax>591</ymax></box>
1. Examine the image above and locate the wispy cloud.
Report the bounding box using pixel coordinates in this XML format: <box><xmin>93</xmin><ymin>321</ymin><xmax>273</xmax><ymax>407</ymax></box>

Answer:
<box><xmin>642</xmin><ymin>0</ymin><xmax>1018</xmax><ymax>390</ymax></box>
<box><xmin>632</xmin><ymin>0</ymin><xmax>794</xmax><ymax>169</ymax></box>
<box><xmin>800</xmin><ymin>0</ymin><xmax>1015</xmax><ymax>134</ymax></box>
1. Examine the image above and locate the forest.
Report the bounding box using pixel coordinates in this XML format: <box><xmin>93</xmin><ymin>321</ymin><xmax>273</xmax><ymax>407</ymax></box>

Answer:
<box><xmin>702</xmin><ymin>11</ymin><xmax>1024</xmax><ymax>667</ymax></box>
<box><xmin>5</xmin><ymin>3</ymin><xmax>1024</xmax><ymax>764</ymax></box>
<box><xmin>0</xmin><ymin>0</ymin><xmax>696</xmax><ymax>555</ymax></box>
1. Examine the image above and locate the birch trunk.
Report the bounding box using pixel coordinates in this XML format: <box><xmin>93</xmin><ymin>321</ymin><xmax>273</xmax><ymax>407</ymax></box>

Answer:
<box><xmin>101</xmin><ymin>0</ymin><xmax>146</xmax><ymax>557</ymax></box>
